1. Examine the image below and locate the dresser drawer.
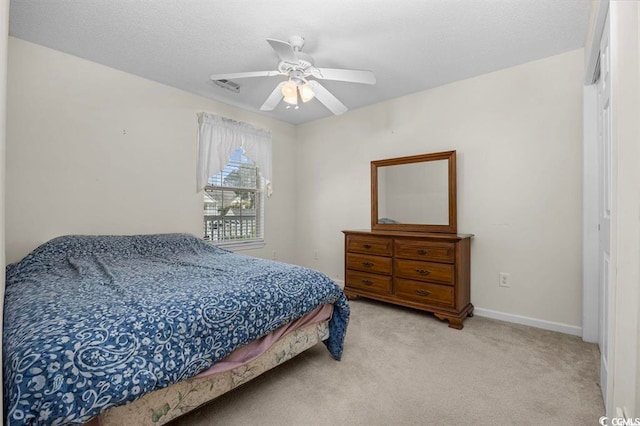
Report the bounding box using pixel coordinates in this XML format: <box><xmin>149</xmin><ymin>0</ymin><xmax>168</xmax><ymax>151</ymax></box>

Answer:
<box><xmin>347</xmin><ymin>253</ymin><xmax>392</xmax><ymax>275</ymax></box>
<box><xmin>347</xmin><ymin>235</ymin><xmax>393</xmax><ymax>256</ymax></box>
<box><xmin>394</xmin><ymin>259</ymin><xmax>454</xmax><ymax>284</ymax></box>
<box><xmin>394</xmin><ymin>240</ymin><xmax>455</xmax><ymax>263</ymax></box>
<box><xmin>346</xmin><ymin>270</ymin><xmax>392</xmax><ymax>295</ymax></box>
<box><xmin>394</xmin><ymin>278</ymin><xmax>454</xmax><ymax>307</ymax></box>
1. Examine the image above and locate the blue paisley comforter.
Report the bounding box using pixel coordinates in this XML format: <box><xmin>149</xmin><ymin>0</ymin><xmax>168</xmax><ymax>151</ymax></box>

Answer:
<box><xmin>3</xmin><ymin>234</ymin><xmax>349</xmax><ymax>425</ymax></box>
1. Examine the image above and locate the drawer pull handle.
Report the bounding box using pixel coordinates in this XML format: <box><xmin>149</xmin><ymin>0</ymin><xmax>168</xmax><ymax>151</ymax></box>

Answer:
<box><xmin>362</xmin><ymin>279</ymin><xmax>374</xmax><ymax>286</ymax></box>
<box><xmin>415</xmin><ymin>289</ymin><xmax>431</xmax><ymax>297</ymax></box>
<box><xmin>416</xmin><ymin>269</ymin><xmax>431</xmax><ymax>275</ymax></box>
<box><xmin>363</xmin><ymin>244</ymin><xmax>372</xmax><ymax>249</ymax></box>
<box><xmin>362</xmin><ymin>262</ymin><xmax>374</xmax><ymax>268</ymax></box>
<box><xmin>417</xmin><ymin>249</ymin><xmax>428</xmax><ymax>255</ymax></box>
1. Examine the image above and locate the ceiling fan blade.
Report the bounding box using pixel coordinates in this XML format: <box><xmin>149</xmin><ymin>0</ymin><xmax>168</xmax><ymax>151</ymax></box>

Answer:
<box><xmin>260</xmin><ymin>81</ymin><xmax>286</xmax><ymax>111</ymax></box>
<box><xmin>210</xmin><ymin>70</ymin><xmax>280</xmax><ymax>81</ymax></box>
<box><xmin>308</xmin><ymin>80</ymin><xmax>348</xmax><ymax>115</ymax></box>
<box><xmin>314</xmin><ymin>68</ymin><xmax>376</xmax><ymax>85</ymax></box>
<box><xmin>266</xmin><ymin>38</ymin><xmax>299</xmax><ymax>64</ymax></box>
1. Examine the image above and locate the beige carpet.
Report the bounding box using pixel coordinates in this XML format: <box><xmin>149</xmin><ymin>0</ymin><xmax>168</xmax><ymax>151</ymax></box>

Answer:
<box><xmin>172</xmin><ymin>299</ymin><xmax>604</xmax><ymax>426</ymax></box>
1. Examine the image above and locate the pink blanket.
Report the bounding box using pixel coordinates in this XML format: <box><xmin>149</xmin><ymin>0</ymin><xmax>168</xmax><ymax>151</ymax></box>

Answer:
<box><xmin>195</xmin><ymin>304</ymin><xmax>333</xmax><ymax>377</ymax></box>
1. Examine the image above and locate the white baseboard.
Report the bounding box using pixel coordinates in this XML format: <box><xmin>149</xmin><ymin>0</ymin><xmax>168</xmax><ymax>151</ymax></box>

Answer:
<box><xmin>473</xmin><ymin>307</ymin><xmax>582</xmax><ymax>337</ymax></box>
<box><xmin>334</xmin><ymin>279</ymin><xmax>345</xmax><ymax>289</ymax></box>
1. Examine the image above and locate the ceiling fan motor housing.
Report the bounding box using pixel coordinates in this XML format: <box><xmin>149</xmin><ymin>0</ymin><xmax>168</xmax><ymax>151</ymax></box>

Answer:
<box><xmin>278</xmin><ymin>52</ymin><xmax>315</xmax><ymax>78</ymax></box>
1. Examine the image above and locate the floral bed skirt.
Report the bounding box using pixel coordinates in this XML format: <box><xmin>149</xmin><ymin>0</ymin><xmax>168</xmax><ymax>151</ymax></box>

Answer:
<box><xmin>95</xmin><ymin>320</ymin><xmax>330</xmax><ymax>425</ymax></box>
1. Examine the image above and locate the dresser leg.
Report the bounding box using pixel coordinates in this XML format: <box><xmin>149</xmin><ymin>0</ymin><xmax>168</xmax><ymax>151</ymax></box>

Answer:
<box><xmin>447</xmin><ymin>317</ymin><xmax>464</xmax><ymax>329</ymax></box>
<box><xmin>344</xmin><ymin>291</ymin><xmax>360</xmax><ymax>300</ymax></box>
<box><xmin>434</xmin><ymin>305</ymin><xmax>474</xmax><ymax>329</ymax></box>
<box><xmin>433</xmin><ymin>313</ymin><xmax>463</xmax><ymax>329</ymax></box>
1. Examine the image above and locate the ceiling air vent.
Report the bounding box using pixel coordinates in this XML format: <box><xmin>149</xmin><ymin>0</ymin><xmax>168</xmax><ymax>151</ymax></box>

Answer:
<box><xmin>212</xmin><ymin>79</ymin><xmax>240</xmax><ymax>93</ymax></box>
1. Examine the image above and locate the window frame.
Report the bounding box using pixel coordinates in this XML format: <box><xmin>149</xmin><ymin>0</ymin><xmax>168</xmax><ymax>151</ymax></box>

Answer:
<box><xmin>203</xmin><ymin>150</ymin><xmax>265</xmax><ymax>250</ymax></box>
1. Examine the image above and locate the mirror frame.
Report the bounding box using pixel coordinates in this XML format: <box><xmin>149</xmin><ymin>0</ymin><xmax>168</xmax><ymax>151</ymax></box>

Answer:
<box><xmin>371</xmin><ymin>150</ymin><xmax>457</xmax><ymax>234</ymax></box>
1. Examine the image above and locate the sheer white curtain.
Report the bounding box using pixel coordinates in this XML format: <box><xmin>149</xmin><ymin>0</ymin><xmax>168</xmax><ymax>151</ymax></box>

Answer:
<box><xmin>196</xmin><ymin>113</ymin><xmax>272</xmax><ymax>194</ymax></box>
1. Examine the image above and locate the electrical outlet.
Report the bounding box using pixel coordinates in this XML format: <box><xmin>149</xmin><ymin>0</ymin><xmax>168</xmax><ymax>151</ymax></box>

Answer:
<box><xmin>313</xmin><ymin>250</ymin><xmax>319</xmax><ymax>260</ymax></box>
<box><xmin>272</xmin><ymin>251</ymin><xmax>277</xmax><ymax>260</ymax></box>
<box><xmin>499</xmin><ymin>272</ymin><xmax>511</xmax><ymax>288</ymax></box>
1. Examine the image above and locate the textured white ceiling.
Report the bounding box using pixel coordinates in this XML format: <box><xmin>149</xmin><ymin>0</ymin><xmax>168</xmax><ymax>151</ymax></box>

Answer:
<box><xmin>9</xmin><ymin>0</ymin><xmax>590</xmax><ymax>125</ymax></box>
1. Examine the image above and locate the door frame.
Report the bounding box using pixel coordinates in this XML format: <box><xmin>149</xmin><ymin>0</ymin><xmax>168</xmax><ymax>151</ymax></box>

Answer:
<box><xmin>583</xmin><ymin>1</ymin><xmax>610</xmax><ymax>344</ymax></box>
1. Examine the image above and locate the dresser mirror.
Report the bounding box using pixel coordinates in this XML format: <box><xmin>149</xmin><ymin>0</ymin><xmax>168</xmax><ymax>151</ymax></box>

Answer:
<box><xmin>371</xmin><ymin>150</ymin><xmax>457</xmax><ymax>233</ymax></box>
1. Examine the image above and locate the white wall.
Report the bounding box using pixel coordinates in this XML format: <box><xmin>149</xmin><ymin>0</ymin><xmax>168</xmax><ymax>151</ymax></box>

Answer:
<box><xmin>6</xmin><ymin>38</ymin><xmax>298</xmax><ymax>264</ymax></box>
<box><xmin>295</xmin><ymin>49</ymin><xmax>585</xmax><ymax>329</ymax></box>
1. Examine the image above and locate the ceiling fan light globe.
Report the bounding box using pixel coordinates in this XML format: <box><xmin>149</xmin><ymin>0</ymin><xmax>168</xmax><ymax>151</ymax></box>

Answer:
<box><xmin>299</xmin><ymin>83</ymin><xmax>315</xmax><ymax>103</ymax></box>
<box><xmin>281</xmin><ymin>80</ymin><xmax>298</xmax><ymax>98</ymax></box>
<box><xmin>283</xmin><ymin>94</ymin><xmax>298</xmax><ymax>105</ymax></box>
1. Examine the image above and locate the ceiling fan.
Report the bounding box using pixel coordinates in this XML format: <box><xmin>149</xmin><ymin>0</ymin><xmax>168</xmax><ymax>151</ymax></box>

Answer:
<box><xmin>209</xmin><ymin>36</ymin><xmax>376</xmax><ymax>115</ymax></box>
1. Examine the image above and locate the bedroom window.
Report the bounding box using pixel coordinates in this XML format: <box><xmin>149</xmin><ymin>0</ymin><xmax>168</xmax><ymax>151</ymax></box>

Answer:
<box><xmin>204</xmin><ymin>148</ymin><xmax>264</xmax><ymax>248</ymax></box>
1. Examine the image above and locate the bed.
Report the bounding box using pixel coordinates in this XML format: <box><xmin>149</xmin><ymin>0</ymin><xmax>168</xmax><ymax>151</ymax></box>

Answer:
<box><xmin>3</xmin><ymin>233</ymin><xmax>349</xmax><ymax>425</ymax></box>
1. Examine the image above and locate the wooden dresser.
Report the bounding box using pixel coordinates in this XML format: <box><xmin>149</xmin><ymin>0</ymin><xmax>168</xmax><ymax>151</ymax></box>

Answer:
<box><xmin>343</xmin><ymin>229</ymin><xmax>473</xmax><ymax>329</ymax></box>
